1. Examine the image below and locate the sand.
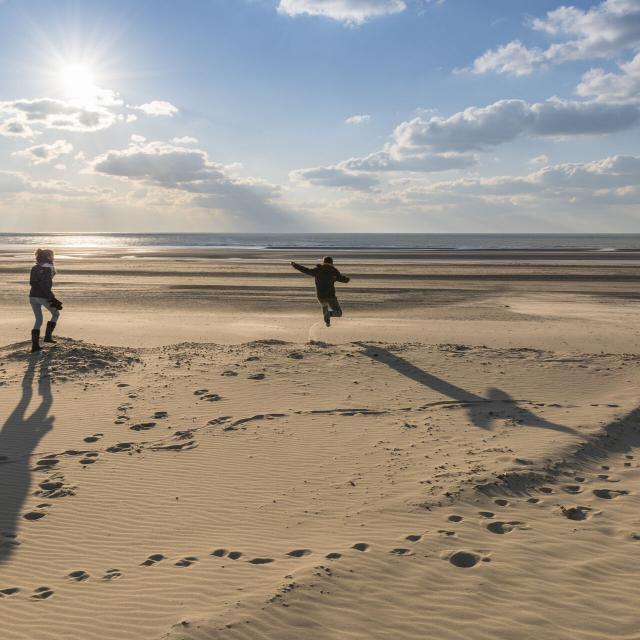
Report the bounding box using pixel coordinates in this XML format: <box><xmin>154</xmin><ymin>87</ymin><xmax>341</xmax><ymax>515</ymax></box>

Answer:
<box><xmin>1</xmin><ymin>247</ymin><xmax>640</xmax><ymax>639</ymax></box>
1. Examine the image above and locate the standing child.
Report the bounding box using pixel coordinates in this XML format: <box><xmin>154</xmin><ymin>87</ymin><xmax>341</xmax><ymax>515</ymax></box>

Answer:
<box><xmin>29</xmin><ymin>248</ymin><xmax>62</xmax><ymax>353</ymax></box>
<box><xmin>291</xmin><ymin>256</ymin><xmax>350</xmax><ymax>327</ymax></box>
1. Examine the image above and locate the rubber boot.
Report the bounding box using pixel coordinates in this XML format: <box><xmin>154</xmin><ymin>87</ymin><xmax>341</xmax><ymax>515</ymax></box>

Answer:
<box><xmin>44</xmin><ymin>321</ymin><xmax>57</xmax><ymax>344</ymax></box>
<box><xmin>31</xmin><ymin>329</ymin><xmax>42</xmax><ymax>353</ymax></box>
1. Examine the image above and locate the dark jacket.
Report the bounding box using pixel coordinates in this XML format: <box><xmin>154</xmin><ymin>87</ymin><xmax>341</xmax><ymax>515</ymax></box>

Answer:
<box><xmin>292</xmin><ymin>262</ymin><xmax>350</xmax><ymax>299</ymax></box>
<box><xmin>29</xmin><ymin>265</ymin><xmax>54</xmax><ymax>299</ymax></box>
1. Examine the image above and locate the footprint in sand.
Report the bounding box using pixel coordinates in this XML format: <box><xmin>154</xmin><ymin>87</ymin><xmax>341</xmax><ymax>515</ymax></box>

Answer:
<box><xmin>527</xmin><ymin>498</ymin><xmax>541</xmax><ymax>504</ymax></box>
<box><xmin>0</xmin><ymin>588</ymin><xmax>20</xmax><ymax>597</ymax></box>
<box><xmin>107</xmin><ymin>442</ymin><xmax>133</xmax><ymax>453</ymax></box>
<box><xmin>478</xmin><ymin>511</ymin><xmax>495</xmax><ymax>518</ymax></box>
<box><xmin>438</xmin><ymin>530</ymin><xmax>457</xmax><ymax>537</ymax></box>
<box><xmin>448</xmin><ymin>551</ymin><xmax>485</xmax><ymax>569</ymax></box>
<box><xmin>561</xmin><ymin>505</ymin><xmax>591</xmax><ymax>521</ymax></box>
<box><xmin>194</xmin><ymin>389</ymin><xmax>209</xmax><ymax>396</ymax></box>
<box><xmin>228</xmin><ymin>552</ymin><xmax>242</xmax><ymax>560</ymax></box>
<box><xmin>494</xmin><ymin>499</ymin><xmax>509</xmax><ymax>507</ymax></box>
<box><xmin>248</xmin><ymin>373</ymin><xmax>265</xmax><ymax>380</ymax></box>
<box><xmin>23</xmin><ymin>505</ymin><xmax>49</xmax><ymax>521</ymax></box>
<box><xmin>174</xmin><ymin>557</ymin><xmax>198</xmax><ymax>567</ymax></box>
<box><xmin>487</xmin><ymin>521</ymin><xmax>527</xmax><ymax>535</ymax></box>
<box><xmin>221</xmin><ymin>371</ymin><xmax>238</xmax><ymax>377</ymax></box>
<box><xmin>286</xmin><ymin>549</ymin><xmax>311</xmax><ymax>558</ymax></box>
<box><xmin>80</xmin><ymin>455</ymin><xmax>98</xmax><ymax>465</ymax></box>
<box><xmin>130</xmin><ymin>422</ymin><xmax>157</xmax><ymax>432</ymax></box>
<box><xmin>562</xmin><ymin>485</ymin><xmax>583</xmax><ymax>494</ymax></box>
<box><xmin>325</xmin><ymin>552</ymin><xmax>342</xmax><ymax>560</ymax></box>
<box><xmin>448</xmin><ymin>515</ymin><xmax>464</xmax><ymax>523</ymax></box>
<box><xmin>211</xmin><ymin>548</ymin><xmax>227</xmax><ymax>557</ymax></box>
<box><xmin>102</xmin><ymin>569</ymin><xmax>122</xmax><ymax>581</ymax></box>
<box><xmin>248</xmin><ymin>558</ymin><xmax>274</xmax><ymax>565</ymax></box>
<box><xmin>390</xmin><ymin>548</ymin><xmax>413</xmax><ymax>556</ymax></box>
<box><xmin>352</xmin><ymin>543</ymin><xmax>369</xmax><ymax>552</ymax></box>
<box><xmin>141</xmin><ymin>554</ymin><xmax>165</xmax><ymax>566</ymax></box>
<box><xmin>83</xmin><ymin>433</ymin><xmax>103</xmax><ymax>443</ymax></box>
<box><xmin>31</xmin><ymin>586</ymin><xmax>54</xmax><ymax>600</ymax></box>
<box><xmin>593</xmin><ymin>488</ymin><xmax>629</xmax><ymax>500</ymax></box>
<box><xmin>153</xmin><ymin>411</ymin><xmax>168</xmax><ymax>419</ymax></box>
<box><xmin>405</xmin><ymin>534</ymin><xmax>422</xmax><ymax>542</ymax></box>
<box><xmin>201</xmin><ymin>394</ymin><xmax>221</xmax><ymax>402</ymax></box>
<box><xmin>67</xmin><ymin>570</ymin><xmax>89</xmax><ymax>582</ymax></box>
<box><xmin>34</xmin><ymin>457</ymin><xmax>59</xmax><ymax>471</ymax></box>
<box><xmin>538</xmin><ymin>487</ymin><xmax>554</xmax><ymax>494</ymax></box>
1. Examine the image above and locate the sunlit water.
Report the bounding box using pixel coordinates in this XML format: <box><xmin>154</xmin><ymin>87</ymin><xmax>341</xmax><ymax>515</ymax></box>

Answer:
<box><xmin>2</xmin><ymin>233</ymin><xmax>640</xmax><ymax>251</ymax></box>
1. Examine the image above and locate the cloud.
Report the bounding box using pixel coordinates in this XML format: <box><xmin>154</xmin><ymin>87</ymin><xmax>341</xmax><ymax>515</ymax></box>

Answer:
<box><xmin>576</xmin><ymin>52</ymin><xmax>640</xmax><ymax>103</ymax></box>
<box><xmin>90</xmin><ymin>139</ymin><xmax>293</xmax><ymax>228</ymax></box>
<box><xmin>345</xmin><ymin>114</ymin><xmax>372</xmax><ymax>125</ymax></box>
<box><xmin>0</xmin><ymin>118</ymin><xmax>38</xmax><ymax>138</ymax></box>
<box><xmin>391</xmin><ymin>98</ymin><xmax>640</xmax><ymax>153</ymax></box>
<box><xmin>171</xmin><ymin>136</ymin><xmax>198</xmax><ymax>144</ymax></box>
<box><xmin>470</xmin><ymin>0</ymin><xmax>640</xmax><ymax>76</ymax></box>
<box><xmin>134</xmin><ymin>100</ymin><xmax>179</xmax><ymax>116</ymax></box>
<box><xmin>290</xmin><ymin>165</ymin><xmax>380</xmax><ymax>191</ymax></box>
<box><xmin>0</xmin><ymin>169</ymin><xmax>109</xmax><ymax>200</ymax></box>
<box><xmin>529</xmin><ymin>154</ymin><xmax>549</xmax><ymax>167</ymax></box>
<box><xmin>0</xmin><ymin>97</ymin><xmax>117</xmax><ymax>134</ymax></box>
<box><xmin>384</xmin><ymin>155</ymin><xmax>640</xmax><ymax>208</ymax></box>
<box><xmin>338</xmin><ymin>149</ymin><xmax>475</xmax><ymax>172</ymax></box>
<box><xmin>277</xmin><ymin>0</ymin><xmax>406</xmax><ymax>24</ymax></box>
<box><xmin>13</xmin><ymin>139</ymin><xmax>73</xmax><ymax>165</ymax></box>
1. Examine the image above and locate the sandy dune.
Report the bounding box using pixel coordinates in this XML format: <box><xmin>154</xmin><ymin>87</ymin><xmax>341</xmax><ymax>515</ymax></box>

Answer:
<box><xmin>1</xmin><ymin>249</ymin><xmax>640</xmax><ymax>639</ymax></box>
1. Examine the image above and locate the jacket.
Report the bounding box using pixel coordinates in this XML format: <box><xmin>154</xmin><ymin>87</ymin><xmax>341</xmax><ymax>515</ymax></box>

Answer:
<box><xmin>292</xmin><ymin>262</ymin><xmax>350</xmax><ymax>299</ymax></box>
<box><xmin>29</xmin><ymin>265</ymin><xmax>54</xmax><ymax>299</ymax></box>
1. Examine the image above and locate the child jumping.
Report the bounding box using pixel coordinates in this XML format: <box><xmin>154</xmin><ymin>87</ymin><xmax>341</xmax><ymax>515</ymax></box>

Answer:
<box><xmin>291</xmin><ymin>256</ymin><xmax>350</xmax><ymax>327</ymax></box>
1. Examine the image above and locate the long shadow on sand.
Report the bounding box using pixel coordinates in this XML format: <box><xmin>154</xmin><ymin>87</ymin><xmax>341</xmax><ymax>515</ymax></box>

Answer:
<box><xmin>0</xmin><ymin>356</ymin><xmax>54</xmax><ymax>565</ymax></box>
<box><xmin>356</xmin><ymin>343</ymin><xmax>577</xmax><ymax>436</ymax></box>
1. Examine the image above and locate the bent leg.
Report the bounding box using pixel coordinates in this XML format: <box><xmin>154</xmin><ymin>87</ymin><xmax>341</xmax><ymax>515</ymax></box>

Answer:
<box><xmin>328</xmin><ymin>297</ymin><xmax>342</xmax><ymax>318</ymax></box>
<box><xmin>43</xmin><ymin>299</ymin><xmax>60</xmax><ymax>324</ymax></box>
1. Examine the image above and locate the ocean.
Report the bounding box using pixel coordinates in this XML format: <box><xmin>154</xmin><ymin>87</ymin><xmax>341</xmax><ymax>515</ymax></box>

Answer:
<box><xmin>1</xmin><ymin>233</ymin><xmax>640</xmax><ymax>251</ymax></box>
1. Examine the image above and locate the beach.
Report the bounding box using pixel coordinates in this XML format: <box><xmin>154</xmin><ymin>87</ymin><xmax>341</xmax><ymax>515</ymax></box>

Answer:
<box><xmin>1</xmin><ymin>245</ymin><xmax>640</xmax><ymax>639</ymax></box>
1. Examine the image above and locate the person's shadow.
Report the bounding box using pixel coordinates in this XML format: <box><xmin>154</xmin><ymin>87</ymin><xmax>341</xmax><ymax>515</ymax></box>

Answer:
<box><xmin>356</xmin><ymin>343</ymin><xmax>577</xmax><ymax>436</ymax></box>
<box><xmin>0</xmin><ymin>356</ymin><xmax>54</xmax><ymax>565</ymax></box>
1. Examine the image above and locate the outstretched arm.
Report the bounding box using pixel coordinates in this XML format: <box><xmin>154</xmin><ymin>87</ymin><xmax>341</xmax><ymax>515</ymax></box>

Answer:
<box><xmin>335</xmin><ymin>269</ymin><xmax>350</xmax><ymax>284</ymax></box>
<box><xmin>291</xmin><ymin>262</ymin><xmax>315</xmax><ymax>276</ymax></box>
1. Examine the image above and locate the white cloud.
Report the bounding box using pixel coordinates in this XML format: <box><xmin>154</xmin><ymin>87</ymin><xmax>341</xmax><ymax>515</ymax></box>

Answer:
<box><xmin>134</xmin><ymin>100</ymin><xmax>179</xmax><ymax>116</ymax></box>
<box><xmin>290</xmin><ymin>165</ymin><xmax>380</xmax><ymax>191</ymax></box>
<box><xmin>0</xmin><ymin>97</ymin><xmax>117</xmax><ymax>133</ymax></box>
<box><xmin>0</xmin><ymin>118</ymin><xmax>38</xmax><ymax>138</ymax></box>
<box><xmin>383</xmin><ymin>155</ymin><xmax>640</xmax><ymax>209</ymax></box>
<box><xmin>471</xmin><ymin>0</ymin><xmax>640</xmax><ymax>76</ymax></box>
<box><xmin>576</xmin><ymin>52</ymin><xmax>640</xmax><ymax>103</ymax></box>
<box><xmin>345</xmin><ymin>114</ymin><xmax>372</xmax><ymax>125</ymax></box>
<box><xmin>90</xmin><ymin>139</ymin><xmax>293</xmax><ymax>227</ymax></box>
<box><xmin>171</xmin><ymin>136</ymin><xmax>198</xmax><ymax>144</ymax></box>
<box><xmin>338</xmin><ymin>149</ymin><xmax>475</xmax><ymax>172</ymax></box>
<box><xmin>530</xmin><ymin>154</ymin><xmax>549</xmax><ymax>167</ymax></box>
<box><xmin>13</xmin><ymin>139</ymin><xmax>73</xmax><ymax>165</ymax></box>
<box><xmin>277</xmin><ymin>0</ymin><xmax>406</xmax><ymax>24</ymax></box>
<box><xmin>391</xmin><ymin>98</ymin><xmax>640</xmax><ymax>153</ymax></box>
<box><xmin>291</xmin><ymin>94</ymin><xmax>640</xmax><ymax>191</ymax></box>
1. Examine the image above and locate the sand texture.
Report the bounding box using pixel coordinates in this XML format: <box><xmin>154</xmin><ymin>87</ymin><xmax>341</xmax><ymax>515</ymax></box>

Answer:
<box><xmin>1</xmin><ymin>248</ymin><xmax>640</xmax><ymax>639</ymax></box>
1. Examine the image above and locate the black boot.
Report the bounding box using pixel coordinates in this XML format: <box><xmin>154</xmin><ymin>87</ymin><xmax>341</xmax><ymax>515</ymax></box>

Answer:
<box><xmin>44</xmin><ymin>321</ymin><xmax>57</xmax><ymax>344</ymax></box>
<box><xmin>31</xmin><ymin>329</ymin><xmax>42</xmax><ymax>353</ymax></box>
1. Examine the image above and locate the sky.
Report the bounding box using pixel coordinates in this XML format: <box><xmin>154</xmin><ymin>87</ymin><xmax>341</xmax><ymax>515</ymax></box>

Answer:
<box><xmin>1</xmin><ymin>0</ymin><xmax>640</xmax><ymax>232</ymax></box>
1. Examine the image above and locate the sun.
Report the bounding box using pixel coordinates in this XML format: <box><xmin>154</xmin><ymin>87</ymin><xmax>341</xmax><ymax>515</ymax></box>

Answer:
<box><xmin>57</xmin><ymin>63</ymin><xmax>98</xmax><ymax>101</ymax></box>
